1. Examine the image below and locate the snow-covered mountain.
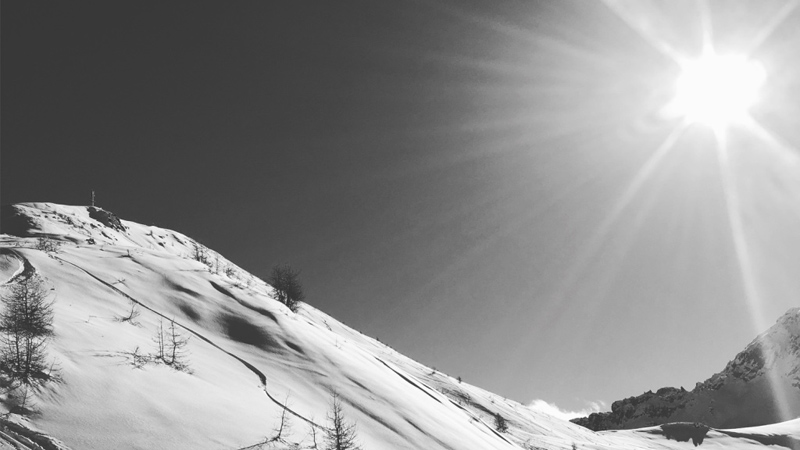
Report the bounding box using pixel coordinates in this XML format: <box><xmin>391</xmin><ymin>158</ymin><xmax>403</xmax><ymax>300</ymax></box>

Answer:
<box><xmin>572</xmin><ymin>308</ymin><xmax>800</xmax><ymax>431</ymax></box>
<box><xmin>0</xmin><ymin>202</ymin><xmax>797</xmax><ymax>450</ymax></box>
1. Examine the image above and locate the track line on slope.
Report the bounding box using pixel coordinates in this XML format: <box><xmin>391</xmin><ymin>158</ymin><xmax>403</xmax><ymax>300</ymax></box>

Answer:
<box><xmin>445</xmin><ymin>396</ymin><xmax>516</xmax><ymax>446</ymax></box>
<box><xmin>374</xmin><ymin>357</ymin><xmax>443</xmax><ymax>405</ymax></box>
<box><xmin>374</xmin><ymin>357</ymin><xmax>516</xmax><ymax>447</ymax></box>
<box><xmin>52</xmin><ymin>255</ymin><xmax>326</xmax><ymax>432</ymax></box>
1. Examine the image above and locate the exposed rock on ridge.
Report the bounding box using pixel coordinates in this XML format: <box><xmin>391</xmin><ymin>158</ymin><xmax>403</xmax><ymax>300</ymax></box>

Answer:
<box><xmin>86</xmin><ymin>206</ymin><xmax>127</xmax><ymax>232</ymax></box>
<box><xmin>572</xmin><ymin>308</ymin><xmax>800</xmax><ymax>430</ymax></box>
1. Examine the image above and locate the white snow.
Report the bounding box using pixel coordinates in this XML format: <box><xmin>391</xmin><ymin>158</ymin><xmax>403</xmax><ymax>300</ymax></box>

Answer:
<box><xmin>0</xmin><ymin>202</ymin><xmax>796</xmax><ymax>449</ymax></box>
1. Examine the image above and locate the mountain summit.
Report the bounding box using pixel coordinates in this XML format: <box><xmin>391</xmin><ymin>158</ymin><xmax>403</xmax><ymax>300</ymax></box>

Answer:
<box><xmin>573</xmin><ymin>308</ymin><xmax>800</xmax><ymax>431</ymax></box>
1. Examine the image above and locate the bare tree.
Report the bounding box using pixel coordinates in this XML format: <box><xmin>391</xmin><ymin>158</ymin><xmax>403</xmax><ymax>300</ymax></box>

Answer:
<box><xmin>267</xmin><ymin>265</ymin><xmax>304</xmax><ymax>313</ymax></box>
<box><xmin>152</xmin><ymin>318</ymin><xmax>190</xmax><ymax>371</ymax></box>
<box><xmin>268</xmin><ymin>395</ymin><xmax>294</xmax><ymax>444</ymax></box>
<box><xmin>307</xmin><ymin>415</ymin><xmax>320</xmax><ymax>449</ymax></box>
<box><xmin>192</xmin><ymin>241</ymin><xmax>209</xmax><ymax>267</ymax></box>
<box><xmin>325</xmin><ymin>392</ymin><xmax>361</xmax><ymax>450</ymax></box>
<box><xmin>34</xmin><ymin>237</ymin><xmax>61</xmax><ymax>254</ymax></box>
<box><xmin>0</xmin><ymin>274</ymin><xmax>56</xmax><ymax>387</ymax></box>
<box><xmin>153</xmin><ymin>319</ymin><xmax>166</xmax><ymax>362</ymax></box>
<box><xmin>116</xmin><ymin>301</ymin><xmax>141</xmax><ymax>325</ymax></box>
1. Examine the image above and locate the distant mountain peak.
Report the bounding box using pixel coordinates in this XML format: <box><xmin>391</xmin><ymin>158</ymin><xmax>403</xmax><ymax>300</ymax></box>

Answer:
<box><xmin>573</xmin><ymin>307</ymin><xmax>800</xmax><ymax>431</ymax></box>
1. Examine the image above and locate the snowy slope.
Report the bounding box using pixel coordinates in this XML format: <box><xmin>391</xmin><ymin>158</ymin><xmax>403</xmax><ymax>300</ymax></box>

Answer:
<box><xmin>0</xmin><ymin>203</ymin><xmax>797</xmax><ymax>450</ymax></box>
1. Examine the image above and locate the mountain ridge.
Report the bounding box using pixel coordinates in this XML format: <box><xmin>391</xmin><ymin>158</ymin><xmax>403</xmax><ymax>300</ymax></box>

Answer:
<box><xmin>572</xmin><ymin>307</ymin><xmax>800</xmax><ymax>431</ymax></box>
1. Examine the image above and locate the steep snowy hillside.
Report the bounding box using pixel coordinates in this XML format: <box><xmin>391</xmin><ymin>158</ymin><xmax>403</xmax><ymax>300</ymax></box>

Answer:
<box><xmin>573</xmin><ymin>308</ymin><xmax>800</xmax><ymax>431</ymax></box>
<box><xmin>0</xmin><ymin>202</ymin><xmax>797</xmax><ymax>450</ymax></box>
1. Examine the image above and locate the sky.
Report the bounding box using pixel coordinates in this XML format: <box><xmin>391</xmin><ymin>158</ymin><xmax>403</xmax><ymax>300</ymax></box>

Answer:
<box><xmin>3</xmin><ymin>1</ymin><xmax>800</xmax><ymax>412</ymax></box>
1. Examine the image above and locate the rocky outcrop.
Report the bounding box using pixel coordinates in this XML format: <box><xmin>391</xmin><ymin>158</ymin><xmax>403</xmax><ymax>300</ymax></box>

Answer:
<box><xmin>87</xmin><ymin>207</ymin><xmax>127</xmax><ymax>232</ymax></box>
<box><xmin>572</xmin><ymin>387</ymin><xmax>692</xmax><ymax>431</ymax></box>
<box><xmin>572</xmin><ymin>308</ymin><xmax>800</xmax><ymax>430</ymax></box>
<box><xmin>661</xmin><ymin>422</ymin><xmax>710</xmax><ymax>447</ymax></box>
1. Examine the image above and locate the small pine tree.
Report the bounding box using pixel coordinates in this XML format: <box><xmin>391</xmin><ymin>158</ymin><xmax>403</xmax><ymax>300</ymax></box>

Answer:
<box><xmin>267</xmin><ymin>265</ymin><xmax>304</xmax><ymax>313</ymax></box>
<box><xmin>325</xmin><ymin>392</ymin><xmax>361</xmax><ymax>450</ymax></box>
<box><xmin>192</xmin><ymin>241</ymin><xmax>209</xmax><ymax>266</ymax></box>
<box><xmin>0</xmin><ymin>274</ymin><xmax>56</xmax><ymax>387</ymax></box>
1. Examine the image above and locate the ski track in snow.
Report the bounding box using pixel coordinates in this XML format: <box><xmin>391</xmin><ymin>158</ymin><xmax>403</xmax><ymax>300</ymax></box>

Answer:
<box><xmin>373</xmin><ymin>356</ymin><xmax>517</xmax><ymax>447</ymax></box>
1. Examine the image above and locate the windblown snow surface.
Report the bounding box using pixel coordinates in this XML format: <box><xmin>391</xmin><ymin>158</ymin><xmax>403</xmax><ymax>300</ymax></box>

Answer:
<box><xmin>0</xmin><ymin>203</ymin><xmax>796</xmax><ymax>450</ymax></box>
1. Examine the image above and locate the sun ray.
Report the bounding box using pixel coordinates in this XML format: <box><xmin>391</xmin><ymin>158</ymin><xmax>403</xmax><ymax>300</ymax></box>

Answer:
<box><xmin>714</xmin><ymin>128</ymin><xmax>793</xmax><ymax>423</ymax></box>
<box><xmin>698</xmin><ymin>0</ymin><xmax>715</xmax><ymax>54</ymax></box>
<box><xmin>601</xmin><ymin>0</ymin><xmax>685</xmax><ymax>64</ymax></box>
<box><xmin>742</xmin><ymin>115</ymin><xmax>800</xmax><ymax>162</ymax></box>
<box><xmin>714</xmin><ymin>128</ymin><xmax>764</xmax><ymax>330</ymax></box>
<box><xmin>739</xmin><ymin>115</ymin><xmax>800</xmax><ymax>223</ymax></box>
<box><xmin>535</xmin><ymin>122</ymin><xmax>689</xmax><ymax>328</ymax></box>
<box><xmin>742</xmin><ymin>0</ymin><xmax>800</xmax><ymax>57</ymax></box>
<box><xmin>593</xmin><ymin>123</ymin><xmax>688</xmax><ymax>248</ymax></box>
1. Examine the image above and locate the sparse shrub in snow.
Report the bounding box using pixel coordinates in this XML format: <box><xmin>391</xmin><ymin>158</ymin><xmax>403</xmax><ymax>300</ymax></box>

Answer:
<box><xmin>34</xmin><ymin>237</ymin><xmax>61</xmax><ymax>254</ymax></box>
<box><xmin>494</xmin><ymin>412</ymin><xmax>509</xmax><ymax>433</ymax></box>
<box><xmin>115</xmin><ymin>301</ymin><xmax>141</xmax><ymax>326</ymax></box>
<box><xmin>267</xmin><ymin>265</ymin><xmax>304</xmax><ymax>313</ymax></box>
<box><xmin>123</xmin><ymin>346</ymin><xmax>151</xmax><ymax>369</ymax></box>
<box><xmin>325</xmin><ymin>392</ymin><xmax>361</xmax><ymax>450</ymax></box>
<box><xmin>268</xmin><ymin>395</ymin><xmax>294</xmax><ymax>445</ymax></box>
<box><xmin>0</xmin><ymin>274</ymin><xmax>58</xmax><ymax>389</ymax></box>
<box><xmin>152</xmin><ymin>318</ymin><xmax>191</xmax><ymax>372</ymax></box>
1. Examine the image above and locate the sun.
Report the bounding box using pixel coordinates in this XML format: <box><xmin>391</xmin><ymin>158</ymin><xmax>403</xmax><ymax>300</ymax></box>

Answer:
<box><xmin>667</xmin><ymin>52</ymin><xmax>766</xmax><ymax>128</ymax></box>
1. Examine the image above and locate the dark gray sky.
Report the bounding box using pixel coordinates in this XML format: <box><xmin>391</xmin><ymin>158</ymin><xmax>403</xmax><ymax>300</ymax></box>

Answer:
<box><xmin>4</xmin><ymin>1</ymin><xmax>800</xmax><ymax>412</ymax></box>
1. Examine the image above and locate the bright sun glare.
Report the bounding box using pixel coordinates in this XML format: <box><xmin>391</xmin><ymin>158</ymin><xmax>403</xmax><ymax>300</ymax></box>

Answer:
<box><xmin>670</xmin><ymin>53</ymin><xmax>766</xmax><ymax>128</ymax></box>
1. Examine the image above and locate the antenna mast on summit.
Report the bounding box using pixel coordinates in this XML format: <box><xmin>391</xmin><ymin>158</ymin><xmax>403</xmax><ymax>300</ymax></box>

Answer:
<box><xmin>91</xmin><ymin>190</ymin><xmax>95</xmax><ymax>207</ymax></box>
